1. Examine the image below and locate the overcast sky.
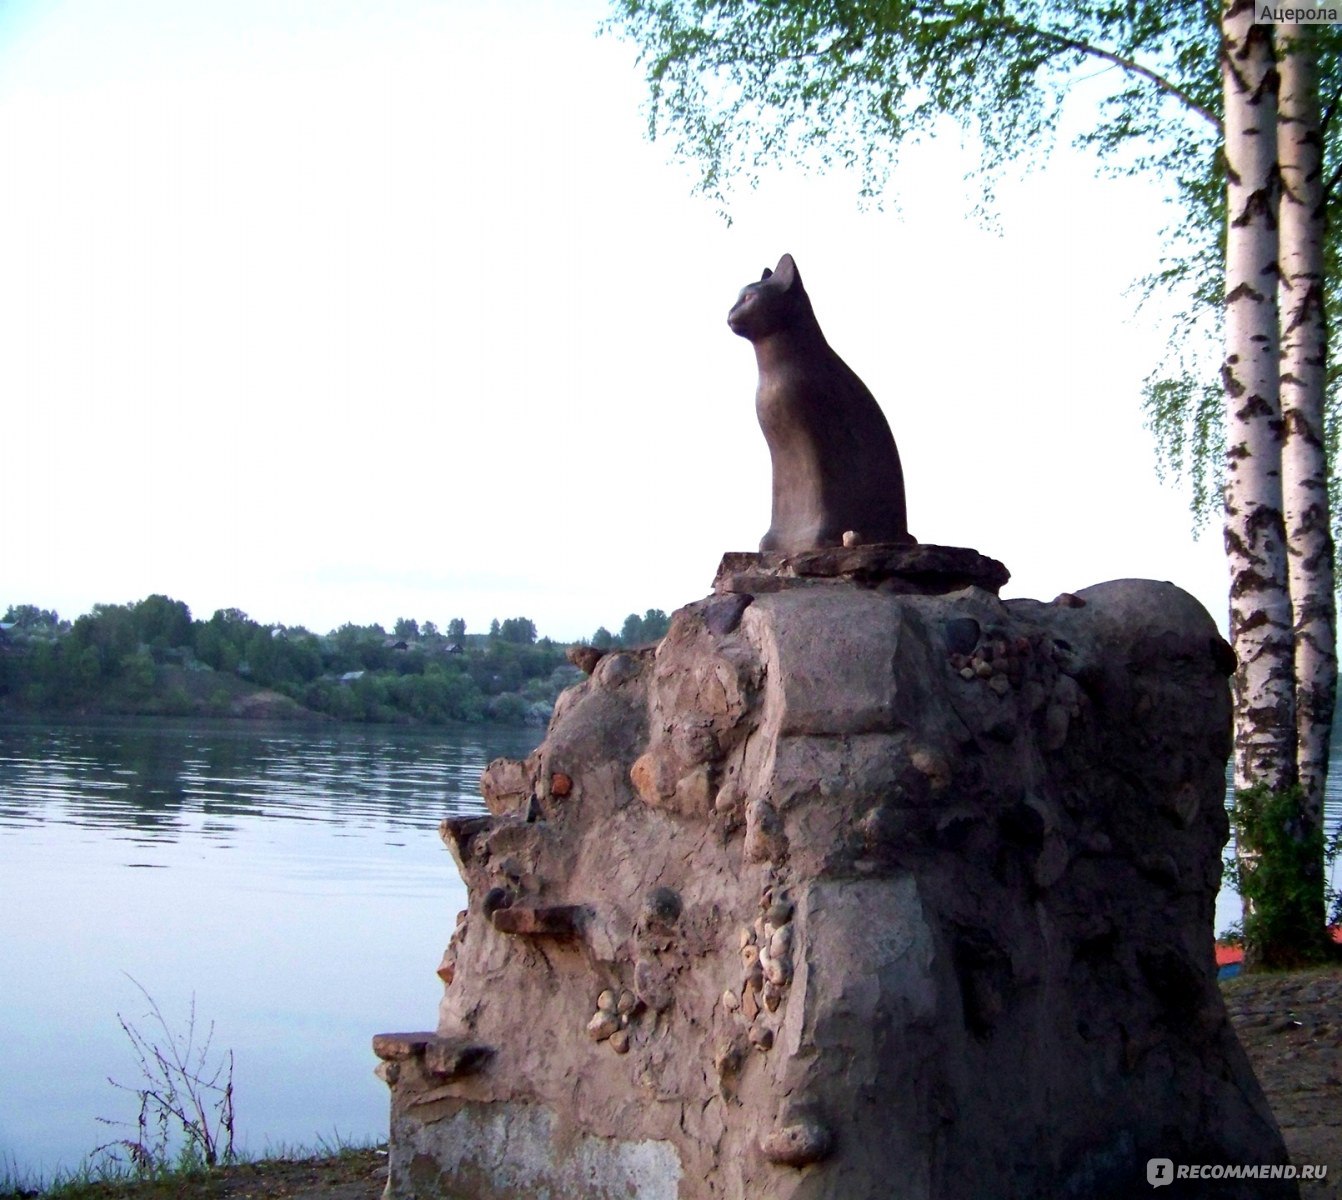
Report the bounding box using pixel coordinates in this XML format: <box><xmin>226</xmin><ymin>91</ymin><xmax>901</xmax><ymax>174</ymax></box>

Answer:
<box><xmin>0</xmin><ymin>0</ymin><xmax>1229</xmax><ymax>641</ymax></box>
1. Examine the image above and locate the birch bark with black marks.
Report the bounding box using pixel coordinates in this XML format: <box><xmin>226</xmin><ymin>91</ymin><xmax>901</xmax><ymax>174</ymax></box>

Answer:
<box><xmin>1221</xmin><ymin>0</ymin><xmax>1295</xmax><ymax>795</ymax></box>
<box><xmin>1277</xmin><ymin>22</ymin><xmax>1337</xmax><ymax>849</ymax></box>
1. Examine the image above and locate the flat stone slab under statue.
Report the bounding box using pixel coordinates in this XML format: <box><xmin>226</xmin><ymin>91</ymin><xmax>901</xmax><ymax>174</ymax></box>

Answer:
<box><xmin>374</xmin><ymin>568</ymin><xmax>1296</xmax><ymax>1199</ymax></box>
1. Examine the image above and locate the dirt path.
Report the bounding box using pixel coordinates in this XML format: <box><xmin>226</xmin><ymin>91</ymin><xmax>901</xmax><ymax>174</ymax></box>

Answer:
<box><xmin>1223</xmin><ymin>966</ymin><xmax>1342</xmax><ymax>1195</ymax></box>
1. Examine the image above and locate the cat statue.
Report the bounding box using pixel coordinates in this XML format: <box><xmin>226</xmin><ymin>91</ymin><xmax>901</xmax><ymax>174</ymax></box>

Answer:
<box><xmin>728</xmin><ymin>253</ymin><xmax>914</xmax><ymax>554</ymax></box>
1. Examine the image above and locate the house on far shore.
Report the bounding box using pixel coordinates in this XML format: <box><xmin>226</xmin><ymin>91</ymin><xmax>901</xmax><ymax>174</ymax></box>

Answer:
<box><xmin>339</xmin><ymin>671</ymin><xmax>366</xmax><ymax>685</ymax></box>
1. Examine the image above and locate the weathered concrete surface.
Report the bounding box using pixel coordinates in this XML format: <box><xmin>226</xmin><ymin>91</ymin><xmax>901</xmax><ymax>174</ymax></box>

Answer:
<box><xmin>377</xmin><ymin>575</ymin><xmax>1296</xmax><ymax>1200</ymax></box>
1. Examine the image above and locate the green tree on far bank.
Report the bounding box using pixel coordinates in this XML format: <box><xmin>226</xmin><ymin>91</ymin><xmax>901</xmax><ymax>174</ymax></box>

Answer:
<box><xmin>0</xmin><ymin>595</ymin><xmax>587</xmax><ymax>729</ymax></box>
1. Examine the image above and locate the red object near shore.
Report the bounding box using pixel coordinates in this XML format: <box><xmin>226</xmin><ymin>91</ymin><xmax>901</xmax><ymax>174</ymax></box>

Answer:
<box><xmin>1216</xmin><ymin>926</ymin><xmax>1342</xmax><ymax>970</ymax></box>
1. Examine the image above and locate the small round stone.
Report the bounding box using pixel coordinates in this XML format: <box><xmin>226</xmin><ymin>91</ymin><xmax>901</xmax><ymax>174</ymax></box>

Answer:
<box><xmin>766</xmin><ymin>898</ymin><xmax>794</xmax><ymax>926</ymax></box>
<box><xmin>617</xmin><ymin>989</ymin><xmax>638</xmax><ymax>1016</ymax></box>
<box><xmin>741</xmin><ymin>944</ymin><xmax>760</xmax><ymax>967</ymax></box>
<box><xmin>748</xmin><ymin>1024</ymin><xmax>774</xmax><ymax>1051</ymax></box>
<box><xmin>763</xmin><ymin>956</ymin><xmax>790</xmax><ymax>987</ymax></box>
<box><xmin>722</xmin><ymin>989</ymin><xmax>741</xmax><ymax>1012</ymax></box>
<box><xmin>587</xmin><ymin>1011</ymin><xmax>619</xmax><ymax>1041</ymax></box>
<box><xmin>739</xmin><ymin>927</ymin><xmax>756</xmax><ymax>949</ymax></box>
<box><xmin>550</xmin><ymin>771</ymin><xmax>573</xmax><ymax>797</ymax></box>
<box><xmin>760</xmin><ymin>1117</ymin><xmax>834</xmax><ymax>1167</ymax></box>
<box><xmin>642</xmin><ymin>886</ymin><xmax>683</xmax><ymax>930</ymax></box>
<box><xmin>608</xmin><ymin>1028</ymin><xmax>631</xmax><ymax>1054</ymax></box>
<box><xmin>597</xmin><ymin>989</ymin><xmax>618</xmax><ymax>1013</ymax></box>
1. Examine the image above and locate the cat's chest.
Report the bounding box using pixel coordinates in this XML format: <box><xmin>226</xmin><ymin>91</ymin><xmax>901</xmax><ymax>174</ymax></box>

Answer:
<box><xmin>755</xmin><ymin>359</ymin><xmax>837</xmax><ymax>434</ymax></box>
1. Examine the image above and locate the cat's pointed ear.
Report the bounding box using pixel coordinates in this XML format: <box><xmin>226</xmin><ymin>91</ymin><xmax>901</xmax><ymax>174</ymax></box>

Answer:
<box><xmin>759</xmin><ymin>267</ymin><xmax>773</xmax><ymax>281</ymax></box>
<box><xmin>773</xmin><ymin>254</ymin><xmax>800</xmax><ymax>290</ymax></box>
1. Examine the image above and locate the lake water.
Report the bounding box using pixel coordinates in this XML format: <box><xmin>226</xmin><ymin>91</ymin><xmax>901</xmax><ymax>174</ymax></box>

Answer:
<box><xmin>1</xmin><ymin>716</ymin><xmax>1338</xmax><ymax>1182</ymax></box>
<box><xmin>0</xmin><ymin>718</ymin><xmax>540</xmax><ymax>1183</ymax></box>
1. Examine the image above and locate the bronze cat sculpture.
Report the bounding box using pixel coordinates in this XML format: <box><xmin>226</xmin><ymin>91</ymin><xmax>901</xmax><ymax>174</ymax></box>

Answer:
<box><xmin>728</xmin><ymin>253</ymin><xmax>914</xmax><ymax>554</ymax></box>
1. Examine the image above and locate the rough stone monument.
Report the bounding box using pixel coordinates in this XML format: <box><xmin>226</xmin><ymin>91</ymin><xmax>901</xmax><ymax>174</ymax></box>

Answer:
<box><xmin>374</xmin><ymin>258</ymin><xmax>1296</xmax><ymax>1199</ymax></box>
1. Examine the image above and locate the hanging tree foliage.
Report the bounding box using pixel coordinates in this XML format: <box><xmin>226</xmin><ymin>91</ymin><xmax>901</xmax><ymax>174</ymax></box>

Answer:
<box><xmin>606</xmin><ymin>0</ymin><xmax>1342</xmax><ymax>964</ymax></box>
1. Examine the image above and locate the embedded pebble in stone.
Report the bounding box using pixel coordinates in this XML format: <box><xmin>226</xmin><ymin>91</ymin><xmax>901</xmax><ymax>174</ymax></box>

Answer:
<box><xmin>597</xmin><ymin>989</ymin><xmax>618</xmax><ymax>1013</ymax></box>
<box><xmin>763</xmin><ymin>955</ymin><xmax>790</xmax><ymax>987</ymax></box>
<box><xmin>769</xmin><ymin>924</ymin><xmax>793</xmax><ymax>956</ymax></box>
<box><xmin>743</xmin><ymin>797</ymin><xmax>787</xmax><ymax>864</ymax></box>
<box><xmin>943</xmin><ymin>616</ymin><xmax>981</xmax><ymax>656</ymax></box>
<box><xmin>703</xmin><ymin>592</ymin><xmax>754</xmax><ymax>636</ymax></box>
<box><xmin>741</xmin><ymin>944</ymin><xmax>760</xmax><ymax>969</ymax></box>
<box><xmin>550</xmin><ymin>772</ymin><xmax>572</xmax><ymax>797</ymax></box>
<box><xmin>714</xmin><ymin>1041</ymin><xmax>745</xmax><ymax>1087</ymax></box>
<box><xmin>766</xmin><ymin>898</ymin><xmax>794</xmax><ymax>926</ymax></box>
<box><xmin>760</xmin><ymin>1117</ymin><xmax>834</xmax><ymax>1167</ymax></box>
<box><xmin>482</xmin><ymin>886</ymin><xmax>512</xmax><ymax>919</ymax></box>
<box><xmin>742</xmin><ymin>982</ymin><xmax>761</xmax><ymax>1021</ymax></box>
<box><xmin>749</xmin><ymin>1024</ymin><xmax>774</xmax><ymax>1051</ymax></box>
<box><xmin>587</xmin><ymin>1011</ymin><xmax>620</xmax><ymax>1041</ymax></box>
<box><xmin>565</xmin><ymin>645</ymin><xmax>605</xmax><ymax>675</ymax></box>
<box><xmin>722</xmin><ymin>989</ymin><xmax>741</xmax><ymax>1013</ymax></box>
<box><xmin>909</xmin><ymin>747</ymin><xmax>951</xmax><ymax>791</ymax></box>
<box><xmin>762</xmin><ymin>982</ymin><xmax>784</xmax><ymax>1012</ymax></box>
<box><xmin>642</xmin><ymin>886</ymin><xmax>683</xmax><ymax>931</ymax></box>
<box><xmin>975</xmin><ymin>660</ymin><xmax>994</xmax><ymax>679</ymax></box>
<box><xmin>988</xmin><ymin>674</ymin><xmax>1011</xmax><ymax>697</ymax></box>
<box><xmin>959</xmin><ymin>666</ymin><xmax>976</xmax><ymax>681</ymax></box>
<box><xmin>1043</xmin><ymin>704</ymin><xmax>1070</xmax><ymax>750</ymax></box>
<box><xmin>842</xmin><ymin>529</ymin><xmax>862</xmax><ymax>547</ymax></box>
<box><xmin>595</xmin><ymin>652</ymin><xmax>641</xmax><ymax>688</ymax></box>
<box><xmin>634</xmin><ymin>958</ymin><xmax>675</xmax><ymax>1013</ymax></box>
<box><xmin>617</xmin><ymin>990</ymin><xmax>639</xmax><ymax>1016</ymax></box>
<box><xmin>739</xmin><ymin>927</ymin><xmax>756</xmax><ymax>950</ymax></box>
<box><xmin>714</xmin><ymin>783</ymin><xmax>742</xmax><ymax>816</ymax></box>
<box><xmin>608</xmin><ymin>1028</ymin><xmax>631</xmax><ymax>1055</ymax></box>
<box><xmin>744</xmin><ymin>959</ymin><xmax>764</xmax><ymax>991</ymax></box>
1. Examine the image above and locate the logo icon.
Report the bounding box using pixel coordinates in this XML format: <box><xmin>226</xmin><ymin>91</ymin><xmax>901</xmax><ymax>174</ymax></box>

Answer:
<box><xmin>1148</xmin><ymin>1158</ymin><xmax>1174</xmax><ymax>1187</ymax></box>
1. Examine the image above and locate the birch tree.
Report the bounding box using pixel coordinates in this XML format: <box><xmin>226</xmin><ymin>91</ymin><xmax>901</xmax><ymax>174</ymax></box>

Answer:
<box><xmin>1221</xmin><ymin>2</ymin><xmax>1294</xmax><ymax>794</ymax></box>
<box><xmin>1278</xmin><ymin>22</ymin><xmax>1338</xmax><ymax>857</ymax></box>
<box><xmin>607</xmin><ymin>0</ymin><xmax>1341</xmax><ymax>962</ymax></box>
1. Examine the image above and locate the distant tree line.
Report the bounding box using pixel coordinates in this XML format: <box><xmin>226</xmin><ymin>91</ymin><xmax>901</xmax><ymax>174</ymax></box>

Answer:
<box><xmin>0</xmin><ymin>599</ymin><xmax>683</xmax><ymax>726</ymax></box>
<box><xmin>0</xmin><ymin>597</ymin><xmax>588</xmax><ymax>726</ymax></box>
<box><xmin>588</xmin><ymin>609</ymin><xmax>671</xmax><ymax>650</ymax></box>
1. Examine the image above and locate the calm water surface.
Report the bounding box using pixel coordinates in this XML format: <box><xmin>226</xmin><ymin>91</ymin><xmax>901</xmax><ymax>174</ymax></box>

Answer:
<box><xmin>0</xmin><ymin>718</ymin><xmax>540</xmax><ymax>1181</ymax></box>
<box><xmin>1</xmin><ymin>716</ymin><xmax>1338</xmax><ymax>1181</ymax></box>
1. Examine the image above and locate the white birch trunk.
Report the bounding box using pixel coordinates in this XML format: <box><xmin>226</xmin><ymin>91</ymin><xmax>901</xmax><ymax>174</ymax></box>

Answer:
<box><xmin>1277</xmin><ymin>23</ymin><xmax>1337</xmax><ymax>840</ymax></box>
<box><xmin>1221</xmin><ymin>0</ymin><xmax>1295</xmax><ymax>795</ymax></box>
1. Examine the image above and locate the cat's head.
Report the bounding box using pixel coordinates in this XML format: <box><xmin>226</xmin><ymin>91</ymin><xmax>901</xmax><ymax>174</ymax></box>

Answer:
<box><xmin>727</xmin><ymin>253</ymin><xmax>810</xmax><ymax>341</ymax></box>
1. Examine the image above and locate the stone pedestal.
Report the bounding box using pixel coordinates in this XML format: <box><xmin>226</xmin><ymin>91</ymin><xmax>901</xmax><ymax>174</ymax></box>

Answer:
<box><xmin>375</xmin><ymin>553</ymin><xmax>1295</xmax><ymax>1199</ymax></box>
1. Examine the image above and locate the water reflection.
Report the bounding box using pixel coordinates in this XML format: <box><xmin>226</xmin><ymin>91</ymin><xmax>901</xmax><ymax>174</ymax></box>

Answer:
<box><xmin>0</xmin><ymin>719</ymin><xmax>535</xmax><ymax>842</ymax></box>
<box><xmin>0</xmin><ymin>717</ymin><xmax>542</xmax><ymax>1181</ymax></box>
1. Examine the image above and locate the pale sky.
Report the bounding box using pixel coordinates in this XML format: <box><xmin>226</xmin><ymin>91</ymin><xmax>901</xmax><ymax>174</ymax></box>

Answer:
<box><xmin>0</xmin><ymin>0</ymin><xmax>1230</xmax><ymax>641</ymax></box>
